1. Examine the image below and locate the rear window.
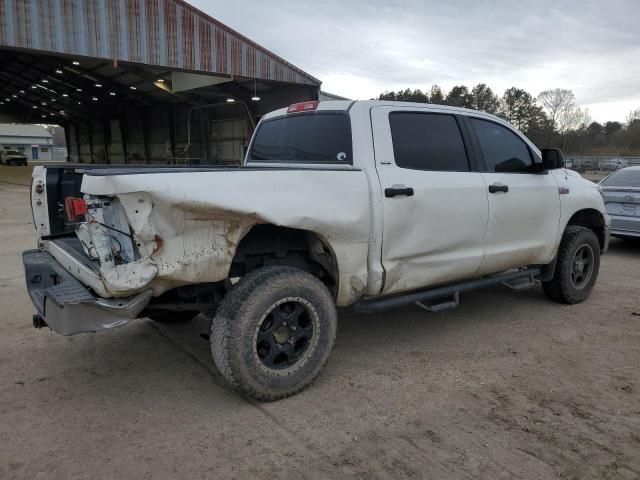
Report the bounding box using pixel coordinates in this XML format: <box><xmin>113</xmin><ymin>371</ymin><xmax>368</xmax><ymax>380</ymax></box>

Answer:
<box><xmin>601</xmin><ymin>169</ymin><xmax>640</xmax><ymax>188</ymax></box>
<box><xmin>389</xmin><ymin>112</ymin><xmax>470</xmax><ymax>171</ymax></box>
<box><xmin>249</xmin><ymin>113</ymin><xmax>352</xmax><ymax>163</ymax></box>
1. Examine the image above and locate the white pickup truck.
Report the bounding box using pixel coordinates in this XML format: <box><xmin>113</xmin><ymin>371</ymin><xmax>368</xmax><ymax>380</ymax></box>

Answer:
<box><xmin>23</xmin><ymin>100</ymin><xmax>610</xmax><ymax>400</ymax></box>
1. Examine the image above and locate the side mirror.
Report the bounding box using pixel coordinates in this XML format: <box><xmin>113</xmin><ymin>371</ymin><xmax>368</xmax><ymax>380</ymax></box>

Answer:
<box><xmin>541</xmin><ymin>148</ymin><xmax>565</xmax><ymax>170</ymax></box>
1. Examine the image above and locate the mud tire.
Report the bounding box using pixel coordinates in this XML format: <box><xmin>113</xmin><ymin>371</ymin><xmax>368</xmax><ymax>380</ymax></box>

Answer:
<box><xmin>210</xmin><ymin>266</ymin><xmax>337</xmax><ymax>401</ymax></box>
<box><xmin>542</xmin><ymin>226</ymin><xmax>600</xmax><ymax>304</ymax></box>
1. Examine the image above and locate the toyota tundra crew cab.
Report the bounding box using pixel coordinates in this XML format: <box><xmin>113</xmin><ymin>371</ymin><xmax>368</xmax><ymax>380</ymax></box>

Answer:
<box><xmin>23</xmin><ymin>100</ymin><xmax>610</xmax><ymax>400</ymax></box>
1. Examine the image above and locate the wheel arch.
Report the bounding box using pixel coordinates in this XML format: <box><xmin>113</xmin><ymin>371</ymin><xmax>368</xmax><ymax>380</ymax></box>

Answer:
<box><xmin>541</xmin><ymin>208</ymin><xmax>607</xmax><ymax>282</ymax></box>
<box><xmin>566</xmin><ymin>208</ymin><xmax>607</xmax><ymax>250</ymax></box>
<box><xmin>230</xmin><ymin>224</ymin><xmax>340</xmax><ymax>296</ymax></box>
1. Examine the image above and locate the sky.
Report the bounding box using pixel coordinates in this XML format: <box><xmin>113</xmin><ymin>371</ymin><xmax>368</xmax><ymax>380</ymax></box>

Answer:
<box><xmin>189</xmin><ymin>0</ymin><xmax>640</xmax><ymax>123</ymax></box>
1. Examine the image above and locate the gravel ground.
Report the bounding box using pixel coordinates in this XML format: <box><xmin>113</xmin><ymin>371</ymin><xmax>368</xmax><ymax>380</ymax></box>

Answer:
<box><xmin>0</xmin><ymin>180</ymin><xmax>639</xmax><ymax>479</ymax></box>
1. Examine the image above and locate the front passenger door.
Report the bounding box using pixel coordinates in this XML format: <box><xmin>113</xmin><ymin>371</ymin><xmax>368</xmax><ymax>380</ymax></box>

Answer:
<box><xmin>469</xmin><ymin>118</ymin><xmax>561</xmax><ymax>275</ymax></box>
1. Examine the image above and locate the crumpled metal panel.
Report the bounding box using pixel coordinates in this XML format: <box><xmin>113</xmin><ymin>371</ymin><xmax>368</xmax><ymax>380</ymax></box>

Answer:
<box><xmin>0</xmin><ymin>0</ymin><xmax>319</xmax><ymax>86</ymax></box>
<box><xmin>81</xmin><ymin>169</ymin><xmax>371</xmax><ymax>306</ymax></box>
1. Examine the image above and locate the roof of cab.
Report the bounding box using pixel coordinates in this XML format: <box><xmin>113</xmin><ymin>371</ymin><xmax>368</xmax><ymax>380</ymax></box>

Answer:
<box><xmin>259</xmin><ymin>100</ymin><xmax>541</xmax><ymax>156</ymax></box>
<box><xmin>262</xmin><ymin>100</ymin><xmax>509</xmax><ymax>126</ymax></box>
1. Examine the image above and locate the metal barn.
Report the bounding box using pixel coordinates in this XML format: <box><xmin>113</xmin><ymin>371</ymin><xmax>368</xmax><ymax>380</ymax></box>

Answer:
<box><xmin>0</xmin><ymin>0</ymin><xmax>321</xmax><ymax>164</ymax></box>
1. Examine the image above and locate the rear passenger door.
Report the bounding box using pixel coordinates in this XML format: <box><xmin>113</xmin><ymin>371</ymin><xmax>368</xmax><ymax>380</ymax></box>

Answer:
<box><xmin>371</xmin><ymin>107</ymin><xmax>489</xmax><ymax>295</ymax></box>
<box><xmin>467</xmin><ymin>117</ymin><xmax>560</xmax><ymax>275</ymax></box>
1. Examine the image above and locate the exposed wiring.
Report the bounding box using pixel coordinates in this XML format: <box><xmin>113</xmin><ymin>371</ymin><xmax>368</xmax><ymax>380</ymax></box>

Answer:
<box><xmin>109</xmin><ymin>234</ymin><xmax>123</xmax><ymax>253</ymax></box>
<box><xmin>94</xmin><ymin>220</ymin><xmax>133</xmax><ymax>239</ymax></box>
<box><xmin>108</xmin><ymin>235</ymin><xmax>126</xmax><ymax>265</ymax></box>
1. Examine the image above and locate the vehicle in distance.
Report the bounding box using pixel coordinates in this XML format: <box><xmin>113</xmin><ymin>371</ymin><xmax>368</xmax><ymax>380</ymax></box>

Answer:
<box><xmin>1</xmin><ymin>149</ymin><xmax>28</xmax><ymax>166</ymax></box>
<box><xmin>603</xmin><ymin>159</ymin><xmax>628</xmax><ymax>171</ymax></box>
<box><xmin>600</xmin><ymin>166</ymin><xmax>640</xmax><ymax>239</ymax></box>
<box><xmin>23</xmin><ymin>100</ymin><xmax>610</xmax><ymax>400</ymax></box>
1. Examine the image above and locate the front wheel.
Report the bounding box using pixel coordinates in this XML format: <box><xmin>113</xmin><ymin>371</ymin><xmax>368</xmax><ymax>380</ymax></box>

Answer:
<box><xmin>542</xmin><ymin>226</ymin><xmax>601</xmax><ymax>304</ymax></box>
<box><xmin>210</xmin><ymin>266</ymin><xmax>337</xmax><ymax>401</ymax></box>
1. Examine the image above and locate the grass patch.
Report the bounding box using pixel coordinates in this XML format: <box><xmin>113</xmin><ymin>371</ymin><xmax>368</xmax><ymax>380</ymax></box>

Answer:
<box><xmin>0</xmin><ymin>165</ymin><xmax>34</xmax><ymax>186</ymax></box>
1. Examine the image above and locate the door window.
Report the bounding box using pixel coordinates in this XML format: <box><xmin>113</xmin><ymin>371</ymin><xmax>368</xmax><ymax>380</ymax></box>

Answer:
<box><xmin>389</xmin><ymin>113</ymin><xmax>470</xmax><ymax>171</ymax></box>
<box><xmin>471</xmin><ymin>118</ymin><xmax>533</xmax><ymax>173</ymax></box>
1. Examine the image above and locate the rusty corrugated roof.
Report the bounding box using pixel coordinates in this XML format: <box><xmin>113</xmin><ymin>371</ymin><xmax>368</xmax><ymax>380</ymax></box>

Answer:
<box><xmin>0</xmin><ymin>0</ymin><xmax>320</xmax><ymax>86</ymax></box>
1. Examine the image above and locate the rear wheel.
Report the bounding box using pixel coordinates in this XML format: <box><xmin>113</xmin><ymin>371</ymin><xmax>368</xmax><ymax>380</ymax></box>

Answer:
<box><xmin>542</xmin><ymin>226</ymin><xmax>600</xmax><ymax>304</ymax></box>
<box><xmin>210</xmin><ymin>266</ymin><xmax>337</xmax><ymax>401</ymax></box>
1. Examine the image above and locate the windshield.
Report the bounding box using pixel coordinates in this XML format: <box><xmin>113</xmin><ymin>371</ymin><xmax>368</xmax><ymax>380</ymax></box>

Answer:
<box><xmin>601</xmin><ymin>169</ymin><xmax>640</xmax><ymax>188</ymax></box>
<box><xmin>248</xmin><ymin>113</ymin><xmax>352</xmax><ymax>164</ymax></box>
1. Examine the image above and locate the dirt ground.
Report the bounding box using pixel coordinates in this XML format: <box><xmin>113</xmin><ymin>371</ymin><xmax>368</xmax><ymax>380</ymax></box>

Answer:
<box><xmin>0</xmin><ymin>179</ymin><xmax>639</xmax><ymax>480</ymax></box>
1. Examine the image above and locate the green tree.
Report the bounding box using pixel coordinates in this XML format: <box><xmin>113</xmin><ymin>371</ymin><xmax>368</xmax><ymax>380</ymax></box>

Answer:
<box><xmin>378</xmin><ymin>91</ymin><xmax>398</xmax><ymax>101</ymax></box>
<box><xmin>604</xmin><ymin>121</ymin><xmax>623</xmax><ymax>137</ymax></box>
<box><xmin>624</xmin><ymin>119</ymin><xmax>640</xmax><ymax>151</ymax></box>
<box><xmin>500</xmin><ymin>87</ymin><xmax>546</xmax><ymax>133</ymax></box>
<box><xmin>445</xmin><ymin>85</ymin><xmax>472</xmax><ymax>108</ymax></box>
<box><xmin>405</xmin><ymin>89</ymin><xmax>429</xmax><ymax>103</ymax></box>
<box><xmin>586</xmin><ymin>122</ymin><xmax>605</xmax><ymax>145</ymax></box>
<box><xmin>429</xmin><ymin>85</ymin><xmax>445</xmax><ymax>105</ymax></box>
<box><xmin>470</xmin><ymin>83</ymin><xmax>500</xmax><ymax>114</ymax></box>
<box><xmin>378</xmin><ymin>89</ymin><xmax>428</xmax><ymax>103</ymax></box>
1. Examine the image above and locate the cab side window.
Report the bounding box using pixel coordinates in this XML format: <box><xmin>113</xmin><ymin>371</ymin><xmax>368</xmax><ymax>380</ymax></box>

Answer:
<box><xmin>471</xmin><ymin>118</ymin><xmax>533</xmax><ymax>173</ymax></box>
<box><xmin>389</xmin><ymin>112</ymin><xmax>470</xmax><ymax>171</ymax></box>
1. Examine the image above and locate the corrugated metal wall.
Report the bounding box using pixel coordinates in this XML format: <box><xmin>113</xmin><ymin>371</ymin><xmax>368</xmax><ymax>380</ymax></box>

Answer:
<box><xmin>0</xmin><ymin>0</ymin><xmax>319</xmax><ymax>86</ymax></box>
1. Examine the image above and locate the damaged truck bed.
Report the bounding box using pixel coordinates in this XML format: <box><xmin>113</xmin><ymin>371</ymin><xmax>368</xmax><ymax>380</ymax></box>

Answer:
<box><xmin>29</xmin><ymin>163</ymin><xmax>371</xmax><ymax>333</ymax></box>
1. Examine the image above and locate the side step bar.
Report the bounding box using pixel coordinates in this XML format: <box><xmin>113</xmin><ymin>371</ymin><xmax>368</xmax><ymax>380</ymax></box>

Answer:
<box><xmin>354</xmin><ymin>268</ymin><xmax>541</xmax><ymax>314</ymax></box>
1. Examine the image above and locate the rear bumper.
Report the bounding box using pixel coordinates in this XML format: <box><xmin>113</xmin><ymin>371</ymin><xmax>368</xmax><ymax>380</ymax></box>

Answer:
<box><xmin>23</xmin><ymin>249</ymin><xmax>152</xmax><ymax>336</ymax></box>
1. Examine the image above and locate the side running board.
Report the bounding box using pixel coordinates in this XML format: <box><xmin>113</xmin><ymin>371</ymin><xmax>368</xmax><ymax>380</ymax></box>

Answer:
<box><xmin>354</xmin><ymin>268</ymin><xmax>541</xmax><ymax>314</ymax></box>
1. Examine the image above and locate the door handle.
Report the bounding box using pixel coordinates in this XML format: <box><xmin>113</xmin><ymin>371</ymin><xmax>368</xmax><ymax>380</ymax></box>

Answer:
<box><xmin>488</xmin><ymin>184</ymin><xmax>509</xmax><ymax>194</ymax></box>
<box><xmin>385</xmin><ymin>186</ymin><xmax>414</xmax><ymax>198</ymax></box>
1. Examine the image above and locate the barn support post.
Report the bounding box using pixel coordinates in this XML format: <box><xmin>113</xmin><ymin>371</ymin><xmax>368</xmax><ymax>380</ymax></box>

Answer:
<box><xmin>63</xmin><ymin>123</ymin><xmax>71</xmax><ymax>162</ymax></box>
<box><xmin>119</xmin><ymin>116</ymin><xmax>128</xmax><ymax>164</ymax></box>
<box><xmin>168</xmin><ymin>106</ymin><xmax>177</xmax><ymax>164</ymax></box>
<box><xmin>102</xmin><ymin>120</ymin><xmax>111</xmax><ymax>164</ymax></box>
<box><xmin>74</xmin><ymin>124</ymin><xmax>82</xmax><ymax>163</ymax></box>
<box><xmin>141</xmin><ymin>110</ymin><xmax>151</xmax><ymax>164</ymax></box>
<box><xmin>87</xmin><ymin>122</ymin><xmax>95</xmax><ymax>164</ymax></box>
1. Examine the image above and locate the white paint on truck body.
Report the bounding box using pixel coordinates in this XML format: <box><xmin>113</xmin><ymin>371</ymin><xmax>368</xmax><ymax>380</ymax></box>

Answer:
<box><xmin>32</xmin><ymin>100</ymin><xmax>609</xmax><ymax>308</ymax></box>
<box><xmin>80</xmin><ymin>169</ymin><xmax>371</xmax><ymax>305</ymax></box>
